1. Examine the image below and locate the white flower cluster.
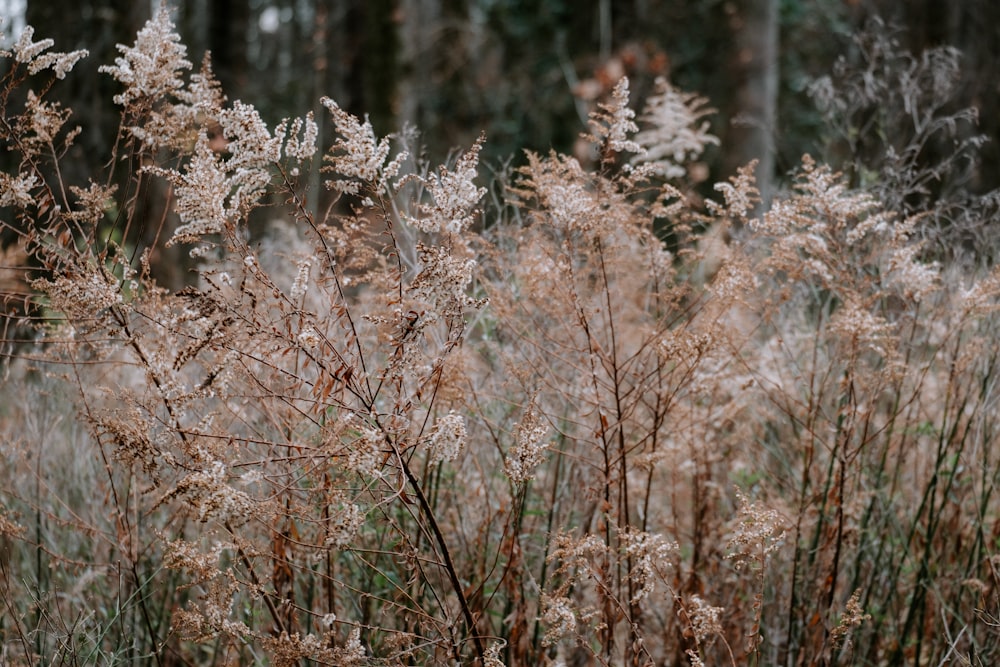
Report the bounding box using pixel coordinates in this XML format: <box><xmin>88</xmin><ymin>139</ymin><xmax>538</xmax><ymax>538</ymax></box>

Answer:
<box><xmin>427</xmin><ymin>410</ymin><xmax>467</xmax><ymax>464</ymax></box>
<box><xmin>324</xmin><ymin>501</ymin><xmax>365</xmax><ymax>549</ymax></box>
<box><xmin>685</xmin><ymin>595</ymin><xmax>725</xmax><ymax>642</ymax></box>
<box><xmin>99</xmin><ymin>8</ymin><xmax>192</xmax><ymax>105</ymax></box>
<box><xmin>33</xmin><ymin>268</ymin><xmax>125</xmax><ymax>321</ymax></box>
<box><xmin>297</xmin><ymin>325</ymin><xmax>321</xmax><ymax>349</ymax></box>
<box><xmin>505</xmin><ymin>404</ymin><xmax>550</xmax><ymax>485</ymax></box>
<box><xmin>828</xmin><ymin>298</ymin><xmax>894</xmax><ymax>356</ymax></box>
<box><xmin>321</xmin><ymin>97</ymin><xmax>406</xmax><ymax>194</ymax></box>
<box><xmin>5</xmin><ymin>25</ymin><xmax>88</xmax><ymax>79</ymax></box>
<box><xmin>218</xmin><ymin>101</ymin><xmax>279</xmax><ymax>211</ymax></box>
<box><xmin>406</xmin><ymin>135</ymin><xmax>486</xmax><ymax>234</ymax></box>
<box><xmin>22</xmin><ymin>90</ymin><xmax>73</xmax><ymax>146</ymax></box>
<box><xmin>0</xmin><ymin>172</ymin><xmax>38</xmax><ymax>208</ymax></box>
<box><xmin>152</xmin><ymin>132</ymin><xmax>230</xmax><ymax>244</ymax></box>
<box><xmin>277</xmin><ymin>112</ymin><xmax>319</xmax><ymax>163</ymax></box>
<box><xmin>540</xmin><ymin>594</ymin><xmax>577</xmax><ymax>647</ymax></box>
<box><xmin>632</xmin><ymin>77</ymin><xmax>719</xmax><ymax>179</ymax></box>
<box><xmin>289</xmin><ymin>257</ymin><xmax>312</xmax><ymax>301</ymax></box>
<box><xmin>150</xmin><ymin>99</ymin><xmax>292</xmax><ymax>245</ymax></box>
<box><xmin>621</xmin><ymin>528</ymin><xmax>677</xmax><ymax>603</ymax></box>
<box><xmin>725</xmin><ymin>490</ymin><xmax>786</xmax><ymax>570</ymax></box>
<box><xmin>344</xmin><ymin>426</ymin><xmax>385</xmax><ymax>478</ymax></box>
<box><xmin>587</xmin><ymin>77</ymin><xmax>641</xmax><ymax>154</ymax></box>
<box><xmin>709</xmin><ymin>161</ymin><xmax>761</xmax><ymax>224</ymax></box>
<box><xmin>175</xmin><ymin>459</ymin><xmax>255</xmax><ymax>524</ymax></box>
<box><xmin>520</xmin><ymin>153</ymin><xmax>606</xmax><ymax>235</ymax></box>
<box><xmin>409</xmin><ymin>244</ymin><xmax>481</xmax><ymax>322</ymax></box>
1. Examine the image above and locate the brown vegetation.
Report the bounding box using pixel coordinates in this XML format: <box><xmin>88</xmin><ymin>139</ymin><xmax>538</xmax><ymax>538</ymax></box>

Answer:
<box><xmin>2</xmin><ymin>10</ymin><xmax>1000</xmax><ymax>667</ymax></box>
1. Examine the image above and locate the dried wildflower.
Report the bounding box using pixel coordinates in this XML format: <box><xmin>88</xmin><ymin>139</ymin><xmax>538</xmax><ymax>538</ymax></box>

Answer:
<box><xmin>632</xmin><ymin>77</ymin><xmax>718</xmax><ymax>179</ymax></box>
<box><xmin>409</xmin><ymin>244</ymin><xmax>483</xmax><ymax>322</ymax></box>
<box><xmin>483</xmin><ymin>641</ymin><xmax>507</xmax><ymax>667</ymax></box>
<box><xmin>297</xmin><ymin>325</ymin><xmax>321</xmax><ymax>349</ymax></box>
<box><xmin>621</xmin><ymin>529</ymin><xmax>677</xmax><ymax>603</ymax></box>
<box><xmin>828</xmin><ymin>299</ymin><xmax>894</xmax><ymax>356</ymax></box>
<box><xmin>513</xmin><ymin>152</ymin><xmax>614</xmax><ymax>235</ymax></box>
<box><xmin>163</xmin><ymin>537</ymin><xmax>231</xmax><ymax>582</ymax></box>
<box><xmin>321</xmin><ymin>96</ymin><xmax>404</xmax><ymax>194</ymax></box>
<box><xmin>710</xmin><ymin>254</ymin><xmax>760</xmax><ymax>300</ymax></box>
<box><xmin>686</xmin><ymin>650</ymin><xmax>707</xmax><ymax>667</ymax></box>
<box><xmin>178</xmin><ymin>53</ymin><xmax>227</xmax><ymax>113</ymax></box>
<box><xmin>540</xmin><ymin>594</ymin><xmax>577</xmax><ymax>647</ymax></box>
<box><xmin>755</xmin><ymin>156</ymin><xmax>878</xmax><ymax>239</ymax></box>
<box><xmin>21</xmin><ymin>90</ymin><xmax>73</xmax><ymax>147</ymax></box>
<box><xmin>708</xmin><ymin>161</ymin><xmax>760</xmax><ymax>224</ymax></box>
<box><xmin>344</xmin><ymin>426</ymin><xmax>385</xmax><ymax>478</ymax></box>
<box><xmin>10</xmin><ymin>25</ymin><xmax>54</xmax><ymax>63</ymax></box>
<box><xmin>92</xmin><ymin>407</ymin><xmax>161</xmax><ymax>483</ymax></box>
<box><xmin>34</xmin><ymin>267</ymin><xmax>125</xmax><ymax>320</ymax></box>
<box><xmin>725</xmin><ymin>490</ymin><xmax>785</xmax><ymax>570</ymax></box>
<box><xmin>7</xmin><ymin>26</ymin><xmax>88</xmax><ymax>78</ymax></box>
<box><xmin>289</xmin><ymin>257</ymin><xmax>311</xmax><ymax>301</ymax></box>
<box><xmin>129</xmin><ymin>54</ymin><xmax>226</xmax><ymax>151</ymax></box>
<box><xmin>278</xmin><ymin>112</ymin><xmax>319</xmax><ymax>163</ymax></box>
<box><xmin>829</xmin><ymin>589</ymin><xmax>871</xmax><ymax>650</ymax></box>
<box><xmin>0</xmin><ymin>507</ymin><xmax>25</xmax><ymax>539</ymax></box>
<box><xmin>67</xmin><ymin>182</ymin><xmax>117</xmax><ymax>226</ymax></box>
<box><xmin>686</xmin><ymin>595</ymin><xmax>725</xmax><ymax>642</ymax></box>
<box><xmin>333</xmin><ymin>627</ymin><xmax>367</xmax><ymax>665</ymax></box>
<box><xmin>959</xmin><ymin>268</ymin><xmax>1000</xmax><ymax>316</ymax></box>
<box><xmin>585</xmin><ymin>77</ymin><xmax>641</xmax><ymax>154</ymax></box>
<box><xmin>406</xmin><ymin>135</ymin><xmax>486</xmax><ymax>234</ymax></box>
<box><xmin>426</xmin><ymin>410</ymin><xmax>467</xmax><ymax>463</ymax></box>
<box><xmin>149</xmin><ymin>132</ymin><xmax>230</xmax><ymax>244</ymax></box>
<box><xmin>100</xmin><ymin>8</ymin><xmax>192</xmax><ymax>105</ymax></box>
<box><xmin>886</xmin><ymin>243</ymin><xmax>939</xmax><ymax>301</ymax></box>
<box><xmin>0</xmin><ymin>172</ymin><xmax>38</xmax><ymax>208</ymax></box>
<box><xmin>505</xmin><ymin>402</ymin><xmax>550</xmax><ymax>485</ymax></box>
<box><xmin>220</xmin><ymin>101</ymin><xmax>281</xmax><ymax>169</ymax></box>
<box><xmin>325</xmin><ymin>500</ymin><xmax>365</xmax><ymax>549</ymax></box>
<box><xmin>172</xmin><ymin>459</ymin><xmax>256</xmax><ymax>524</ymax></box>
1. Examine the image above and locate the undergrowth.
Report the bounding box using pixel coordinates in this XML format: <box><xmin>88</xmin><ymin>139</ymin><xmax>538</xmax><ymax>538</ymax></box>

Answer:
<box><xmin>2</xmin><ymin>9</ymin><xmax>1000</xmax><ymax>667</ymax></box>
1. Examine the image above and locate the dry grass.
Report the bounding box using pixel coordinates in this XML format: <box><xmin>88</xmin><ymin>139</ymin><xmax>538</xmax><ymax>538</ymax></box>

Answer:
<box><xmin>2</xmin><ymin>10</ymin><xmax>1000</xmax><ymax>667</ymax></box>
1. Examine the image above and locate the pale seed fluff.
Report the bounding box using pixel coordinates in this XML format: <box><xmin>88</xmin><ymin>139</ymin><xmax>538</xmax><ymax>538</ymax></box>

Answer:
<box><xmin>406</xmin><ymin>135</ymin><xmax>486</xmax><ymax>234</ymax></box>
<box><xmin>427</xmin><ymin>411</ymin><xmax>467</xmax><ymax>464</ymax></box>
<box><xmin>99</xmin><ymin>8</ymin><xmax>192</xmax><ymax>105</ymax></box>
<box><xmin>9</xmin><ymin>26</ymin><xmax>87</xmax><ymax>79</ymax></box>
<box><xmin>321</xmin><ymin>96</ymin><xmax>403</xmax><ymax>193</ymax></box>
<box><xmin>587</xmin><ymin>77</ymin><xmax>641</xmax><ymax>154</ymax></box>
<box><xmin>297</xmin><ymin>325</ymin><xmax>321</xmax><ymax>350</ymax></box>
<box><xmin>505</xmin><ymin>404</ymin><xmax>550</xmax><ymax>485</ymax></box>
<box><xmin>540</xmin><ymin>594</ymin><xmax>577</xmax><ymax>647</ymax></box>
<box><xmin>289</xmin><ymin>257</ymin><xmax>312</xmax><ymax>301</ymax></box>
<box><xmin>324</xmin><ymin>501</ymin><xmax>365</xmax><ymax>549</ymax></box>
<box><xmin>686</xmin><ymin>595</ymin><xmax>725</xmax><ymax>642</ymax></box>
<box><xmin>149</xmin><ymin>132</ymin><xmax>230</xmax><ymax>245</ymax></box>
<box><xmin>631</xmin><ymin>77</ymin><xmax>719</xmax><ymax>179</ymax></box>
<box><xmin>0</xmin><ymin>173</ymin><xmax>39</xmax><ymax>208</ymax></box>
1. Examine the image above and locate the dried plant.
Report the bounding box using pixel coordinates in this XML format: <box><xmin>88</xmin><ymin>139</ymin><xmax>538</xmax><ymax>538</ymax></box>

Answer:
<box><xmin>2</xmin><ymin>11</ymin><xmax>1000</xmax><ymax>667</ymax></box>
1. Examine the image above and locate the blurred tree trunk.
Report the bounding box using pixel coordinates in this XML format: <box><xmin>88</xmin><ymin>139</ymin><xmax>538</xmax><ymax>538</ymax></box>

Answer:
<box><xmin>207</xmin><ymin>0</ymin><xmax>250</xmax><ymax>99</ymax></box>
<box><xmin>723</xmin><ymin>0</ymin><xmax>779</xmax><ymax>211</ymax></box>
<box><xmin>342</xmin><ymin>0</ymin><xmax>399</xmax><ymax>135</ymax></box>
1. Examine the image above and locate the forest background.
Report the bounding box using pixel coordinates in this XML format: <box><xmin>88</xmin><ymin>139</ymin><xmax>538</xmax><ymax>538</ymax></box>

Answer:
<box><xmin>5</xmin><ymin>0</ymin><xmax>1000</xmax><ymax>291</ymax></box>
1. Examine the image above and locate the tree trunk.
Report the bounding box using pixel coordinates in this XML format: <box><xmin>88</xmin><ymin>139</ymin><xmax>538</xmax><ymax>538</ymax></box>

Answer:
<box><xmin>723</xmin><ymin>0</ymin><xmax>779</xmax><ymax>212</ymax></box>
